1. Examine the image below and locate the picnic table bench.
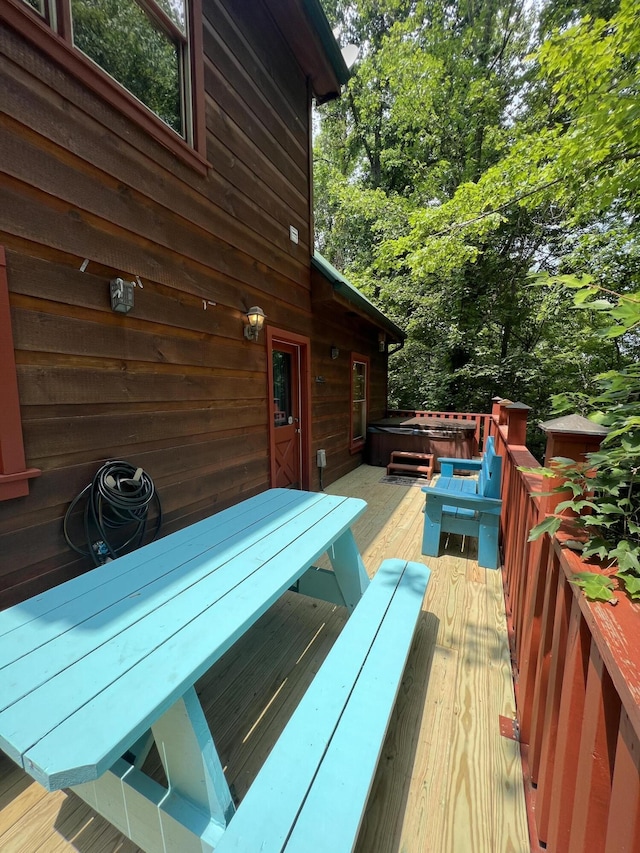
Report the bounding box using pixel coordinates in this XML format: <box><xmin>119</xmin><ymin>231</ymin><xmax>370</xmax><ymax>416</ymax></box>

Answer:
<box><xmin>421</xmin><ymin>435</ymin><xmax>503</xmax><ymax>569</ymax></box>
<box><xmin>0</xmin><ymin>487</ymin><xmax>431</xmax><ymax>853</ymax></box>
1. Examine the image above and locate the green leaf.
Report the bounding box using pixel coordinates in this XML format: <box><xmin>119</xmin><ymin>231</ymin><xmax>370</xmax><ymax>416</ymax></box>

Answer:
<box><xmin>570</xmin><ymin>572</ymin><xmax>616</xmax><ymax>602</ymax></box>
<box><xmin>528</xmin><ymin>515</ymin><xmax>562</xmax><ymax>542</ymax></box>
<box><xmin>618</xmin><ymin>573</ymin><xmax>640</xmax><ymax>600</ymax></box>
<box><xmin>597</xmin><ymin>504</ymin><xmax>625</xmax><ymax>515</ymax></box>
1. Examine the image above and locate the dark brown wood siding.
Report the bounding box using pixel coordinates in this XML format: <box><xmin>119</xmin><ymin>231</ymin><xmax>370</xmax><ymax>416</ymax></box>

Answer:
<box><xmin>309</xmin><ymin>268</ymin><xmax>388</xmax><ymax>489</ymax></box>
<box><xmin>0</xmin><ymin>1</ymin><xmax>391</xmax><ymax>608</ymax></box>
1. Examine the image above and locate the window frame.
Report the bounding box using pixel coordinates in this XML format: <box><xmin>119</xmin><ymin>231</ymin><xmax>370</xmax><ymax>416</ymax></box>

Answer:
<box><xmin>0</xmin><ymin>247</ymin><xmax>41</xmax><ymax>500</ymax></box>
<box><xmin>1</xmin><ymin>0</ymin><xmax>207</xmax><ymax>173</ymax></box>
<box><xmin>349</xmin><ymin>352</ymin><xmax>369</xmax><ymax>453</ymax></box>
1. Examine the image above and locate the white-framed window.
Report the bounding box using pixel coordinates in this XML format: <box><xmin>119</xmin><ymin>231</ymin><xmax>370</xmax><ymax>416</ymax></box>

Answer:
<box><xmin>350</xmin><ymin>353</ymin><xmax>369</xmax><ymax>451</ymax></box>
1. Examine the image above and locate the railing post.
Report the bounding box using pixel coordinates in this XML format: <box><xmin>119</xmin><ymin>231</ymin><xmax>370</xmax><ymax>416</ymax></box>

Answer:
<box><xmin>505</xmin><ymin>402</ymin><xmax>531</xmax><ymax>447</ymax></box>
<box><xmin>491</xmin><ymin>396</ymin><xmax>504</xmax><ymax>418</ymax></box>
<box><xmin>538</xmin><ymin>415</ymin><xmax>609</xmax><ymax>516</ymax></box>
<box><xmin>498</xmin><ymin>398</ymin><xmax>512</xmax><ymax>426</ymax></box>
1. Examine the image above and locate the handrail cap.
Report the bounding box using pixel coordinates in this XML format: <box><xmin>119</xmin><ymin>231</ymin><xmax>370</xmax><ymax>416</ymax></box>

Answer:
<box><xmin>538</xmin><ymin>414</ymin><xmax>609</xmax><ymax>436</ymax></box>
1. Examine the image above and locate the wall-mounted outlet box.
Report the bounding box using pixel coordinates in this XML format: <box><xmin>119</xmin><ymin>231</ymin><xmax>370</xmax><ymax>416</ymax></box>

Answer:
<box><xmin>317</xmin><ymin>449</ymin><xmax>327</xmax><ymax>468</ymax></box>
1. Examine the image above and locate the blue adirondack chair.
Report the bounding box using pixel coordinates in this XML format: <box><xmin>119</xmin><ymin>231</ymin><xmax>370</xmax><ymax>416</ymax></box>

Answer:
<box><xmin>421</xmin><ymin>436</ymin><xmax>503</xmax><ymax>569</ymax></box>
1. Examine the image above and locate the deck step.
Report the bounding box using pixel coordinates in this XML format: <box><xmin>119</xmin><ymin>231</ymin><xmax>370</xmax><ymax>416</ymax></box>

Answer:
<box><xmin>387</xmin><ymin>451</ymin><xmax>434</xmax><ymax>479</ymax></box>
<box><xmin>389</xmin><ymin>451</ymin><xmax>433</xmax><ymax>462</ymax></box>
<box><xmin>386</xmin><ymin>463</ymin><xmax>433</xmax><ymax>478</ymax></box>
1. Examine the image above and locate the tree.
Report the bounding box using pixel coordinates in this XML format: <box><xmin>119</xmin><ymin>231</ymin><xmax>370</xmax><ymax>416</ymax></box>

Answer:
<box><xmin>315</xmin><ymin>0</ymin><xmax>634</xmax><ymax>441</ymax></box>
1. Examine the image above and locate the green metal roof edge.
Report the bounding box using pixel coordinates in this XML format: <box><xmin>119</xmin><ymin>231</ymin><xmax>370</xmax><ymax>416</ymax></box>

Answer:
<box><xmin>303</xmin><ymin>0</ymin><xmax>351</xmax><ymax>86</ymax></box>
<box><xmin>312</xmin><ymin>251</ymin><xmax>406</xmax><ymax>341</ymax></box>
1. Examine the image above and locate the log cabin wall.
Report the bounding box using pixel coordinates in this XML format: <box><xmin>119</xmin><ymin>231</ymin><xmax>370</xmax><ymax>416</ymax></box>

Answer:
<box><xmin>309</xmin><ymin>269</ymin><xmax>389</xmax><ymax>489</ymax></box>
<box><xmin>0</xmin><ymin>0</ymin><xmax>390</xmax><ymax>607</ymax></box>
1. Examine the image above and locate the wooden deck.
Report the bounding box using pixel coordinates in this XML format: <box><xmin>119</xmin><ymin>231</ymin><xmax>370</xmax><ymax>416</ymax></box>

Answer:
<box><xmin>0</xmin><ymin>465</ymin><xmax>530</xmax><ymax>853</ymax></box>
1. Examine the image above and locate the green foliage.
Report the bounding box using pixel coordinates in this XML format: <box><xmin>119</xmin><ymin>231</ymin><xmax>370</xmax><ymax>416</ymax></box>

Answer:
<box><xmin>527</xmin><ymin>287</ymin><xmax>640</xmax><ymax>600</ymax></box>
<box><xmin>317</xmin><ymin>0</ymin><xmax>640</xmax><ymax>600</ymax></box>
<box><xmin>315</xmin><ymin>0</ymin><xmax>633</xmax><ymax>428</ymax></box>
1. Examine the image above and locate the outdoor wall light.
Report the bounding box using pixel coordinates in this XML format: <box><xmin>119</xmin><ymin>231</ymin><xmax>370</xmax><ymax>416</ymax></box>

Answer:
<box><xmin>110</xmin><ymin>277</ymin><xmax>134</xmax><ymax>313</ymax></box>
<box><xmin>378</xmin><ymin>332</ymin><xmax>386</xmax><ymax>352</ymax></box>
<box><xmin>331</xmin><ymin>345</ymin><xmax>339</xmax><ymax>359</ymax></box>
<box><xmin>244</xmin><ymin>306</ymin><xmax>266</xmax><ymax>341</ymax></box>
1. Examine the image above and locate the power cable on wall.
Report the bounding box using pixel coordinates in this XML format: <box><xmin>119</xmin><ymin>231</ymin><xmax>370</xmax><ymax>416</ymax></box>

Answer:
<box><xmin>63</xmin><ymin>460</ymin><xmax>162</xmax><ymax>565</ymax></box>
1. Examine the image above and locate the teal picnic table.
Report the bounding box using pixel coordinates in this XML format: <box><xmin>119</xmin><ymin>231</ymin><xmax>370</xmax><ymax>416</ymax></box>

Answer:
<box><xmin>0</xmin><ymin>488</ymin><xmax>430</xmax><ymax>853</ymax></box>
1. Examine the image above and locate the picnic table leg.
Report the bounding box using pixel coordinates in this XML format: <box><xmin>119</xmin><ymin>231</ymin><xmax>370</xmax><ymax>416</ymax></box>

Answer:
<box><xmin>327</xmin><ymin>528</ymin><xmax>370</xmax><ymax>611</ymax></box>
<box><xmin>151</xmin><ymin>686</ymin><xmax>235</xmax><ymax>825</ymax></box>
<box><xmin>71</xmin><ymin>688</ymin><xmax>234</xmax><ymax>853</ymax></box>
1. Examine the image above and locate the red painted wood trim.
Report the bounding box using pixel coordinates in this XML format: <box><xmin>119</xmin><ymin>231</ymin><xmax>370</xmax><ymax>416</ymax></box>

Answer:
<box><xmin>557</xmin><ymin>539</ymin><xmax>640</xmax><ymax>738</ymax></box>
<box><xmin>0</xmin><ymin>247</ymin><xmax>41</xmax><ymax>499</ymax></box>
<box><xmin>266</xmin><ymin>327</ymin><xmax>311</xmax><ymax>492</ymax></box>
<box><xmin>527</xmin><ymin>541</ymin><xmax>559</xmax><ymax>778</ymax></box>
<box><xmin>0</xmin><ymin>0</ymin><xmax>209</xmax><ymax>175</ymax></box>
<box><xmin>536</xmin><ymin>566</ymin><xmax>573</xmax><ymax>840</ymax></box>
<box><xmin>513</xmin><ymin>527</ymin><xmax>550</xmax><ymax>747</ymax></box>
<box><xmin>605</xmin><ymin>709</ymin><xmax>640</xmax><ymax>853</ymax></box>
<box><xmin>190</xmin><ymin>0</ymin><xmax>206</xmax><ymax>156</ymax></box>
<box><xmin>545</xmin><ymin>600</ymin><xmax>591</xmax><ymax>849</ymax></box>
<box><xmin>568</xmin><ymin>642</ymin><xmax>621</xmax><ymax>853</ymax></box>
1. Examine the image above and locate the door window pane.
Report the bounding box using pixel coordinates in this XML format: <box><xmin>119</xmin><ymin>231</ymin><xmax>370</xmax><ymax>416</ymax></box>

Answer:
<box><xmin>273</xmin><ymin>351</ymin><xmax>292</xmax><ymax>427</ymax></box>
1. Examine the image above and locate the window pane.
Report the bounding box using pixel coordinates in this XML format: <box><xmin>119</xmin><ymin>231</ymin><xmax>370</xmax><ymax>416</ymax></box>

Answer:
<box><xmin>21</xmin><ymin>0</ymin><xmax>47</xmax><ymax>14</ymax></box>
<box><xmin>352</xmin><ymin>401</ymin><xmax>366</xmax><ymax>441</ymax></box>
<box><xmin>352</xmin><ymin>362</ymin><xmax>366</xmax><ymax>401</ymax></box>
<box><xmin>71</xmin><ymin>0</ymin><xmax>183</xmax><ymax>135</ymax></box>
<box><xmin>273</xmin><ymin>351</ymin><xmax>292</xmax><ymax>428</ymax></box>
<box><xmin>157</xmin><ymin>0</ymin><xmax>186</xmax><ymax>33</ymax></box>
<box><xmin>351</xmin><ymin>360</ymin><xmax>367</xmax><ymax>442</ymax></box>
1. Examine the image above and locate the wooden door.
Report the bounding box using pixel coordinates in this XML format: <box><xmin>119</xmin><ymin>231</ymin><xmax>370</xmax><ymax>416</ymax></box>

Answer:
<box><xmin>267</xmin><ymin>329</ymin><xmax>311</xmax><ymax>490</ymax></box>
<box><xmin>270</xmin><ymin>340</ymin><xmax>303</xmax><ymax>488</ymax></box>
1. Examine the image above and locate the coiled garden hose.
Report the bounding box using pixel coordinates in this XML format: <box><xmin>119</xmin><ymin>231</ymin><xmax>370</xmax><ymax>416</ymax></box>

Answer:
<box><xmin>63</xmin><ymin>460</ymin><xmax>162</xmax><ymax>565</ymax></box>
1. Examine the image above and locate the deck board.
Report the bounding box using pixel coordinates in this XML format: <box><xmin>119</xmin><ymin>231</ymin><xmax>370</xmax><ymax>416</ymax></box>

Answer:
<box><xmin>0</xmin><ymin>465</ymin><xmax>530</xmax><ymax>852</ymax></box>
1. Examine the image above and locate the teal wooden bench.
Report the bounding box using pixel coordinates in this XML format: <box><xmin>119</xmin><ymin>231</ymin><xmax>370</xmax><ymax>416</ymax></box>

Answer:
<box><xmin>216</xmin><ymin>557</ymin><xmax>430</xmax><ymax>853</ymax></box>
<box><xmin>0</xmin><ymin>488</ymin><xmax>431</xmax><ymax>853</ymax></box>
<box><xmin>421</xmin><ymin>435</ymin><xmax>503</xmax><ymax>569</ymax></box>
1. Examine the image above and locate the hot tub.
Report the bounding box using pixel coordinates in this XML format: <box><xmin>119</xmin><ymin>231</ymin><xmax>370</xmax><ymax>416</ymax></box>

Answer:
<box><xmin>366</xmin><ymin>416</ymin><xmax>477</xmax><ymax>472</ymax></box>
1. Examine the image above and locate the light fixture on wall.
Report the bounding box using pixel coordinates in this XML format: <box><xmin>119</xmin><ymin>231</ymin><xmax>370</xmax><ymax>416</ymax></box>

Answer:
<box><xmin>244</xmin><ymin>306</ymin><xmax>266</xmax><ymax>341</ymax></box>
<box><xmin>330</xmin><ymin>345</ymin><xmax>339</xmax><ymax>359</ymax></box>
<box><xmin>110</xmin><ymin>278</ymin><xmax>134</xmax><ymax>313</ymax></box>
<box><xmin>378</xmin><ymin>332</ymin><xmax>386</xmax><ymax>352</ymax></box>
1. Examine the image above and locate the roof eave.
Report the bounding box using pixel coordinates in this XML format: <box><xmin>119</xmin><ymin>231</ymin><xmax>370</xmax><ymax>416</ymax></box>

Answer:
<box><xmin>312</xmin><ymin>252</ymin><xmax>406</xmax><ymax>343</ymax></box>
<box><xmin>268</xmin><ymin>0</ymin><xmax>350</xmax><ymax>103</ymax></box>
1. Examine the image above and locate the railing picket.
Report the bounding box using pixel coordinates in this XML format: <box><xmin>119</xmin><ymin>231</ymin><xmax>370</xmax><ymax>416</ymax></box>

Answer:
<box><xmin>536</xmin><ymin>566</ymin><xmax>573</xmax><ymax>840</ymax></box>
<box><xmin>527</xmin><ymin>544</ymin><xmax>560</xmax><ymax>780</ymax></box>
<box><xmin>567</xmin><ymin>643</ymin><xmax>621</xmax><ymax>853</ymax></box>
<box><xmin>545</xmin><ymin>599</ymin><xmax>591</xmax><ymax>850</ymax></box>
<box><xmin>513</xmin><ymin>532</ymin><xmax>550</xmax><ymax>750</ymax></box>
<box><xmin>604</xmin><ymin>709</ymin><xmax>640</xmax><ymax>853</ymax></box>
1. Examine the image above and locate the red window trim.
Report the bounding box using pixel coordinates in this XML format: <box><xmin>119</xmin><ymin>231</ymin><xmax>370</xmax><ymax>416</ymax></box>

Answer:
<box><xmin>349</xmin><ymin>352</ymin><xmax>369</xmax><ymax>453</ymax></box>
<box><xmin>1</xmin><ymin>0</ymin><xmax>208</xmax><ymax>175</ymax></box>
<box><xmin>0</xmin><ymin>247</ymin><xmax>41</xmax><ymax>500</ymax></box>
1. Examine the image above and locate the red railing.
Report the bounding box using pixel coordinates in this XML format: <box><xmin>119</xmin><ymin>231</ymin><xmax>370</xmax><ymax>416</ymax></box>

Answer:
<box><xmin>489</xmin><ymin>399</ymin><xmax>640</xmax><ymax>853</ymax></box>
